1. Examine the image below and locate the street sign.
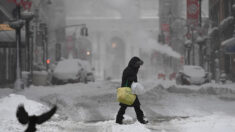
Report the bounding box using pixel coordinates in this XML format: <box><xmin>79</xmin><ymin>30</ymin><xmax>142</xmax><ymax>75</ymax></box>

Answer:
<box><xmin>0</xmin><ymin>24</ymin><xmax>14</xmax><ymax>31</ymax></box>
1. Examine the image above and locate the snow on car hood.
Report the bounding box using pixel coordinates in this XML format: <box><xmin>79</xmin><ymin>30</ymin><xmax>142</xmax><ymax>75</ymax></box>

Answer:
<box><xmin>183</xmin><ymin>65</ymin><xmax>205</xmax><ymax>77</ymax></box>
<box><xmin>53</xmin><ymin>59</ymin><xmax>81</xmax><ymax>80</ymax></box>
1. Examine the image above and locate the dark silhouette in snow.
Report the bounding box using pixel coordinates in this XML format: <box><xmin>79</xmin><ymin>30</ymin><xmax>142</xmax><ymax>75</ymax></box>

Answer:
<box><xmin>16</xmin><ymin>104</ymin><xmax>57</xmax><ymax>132</ymax></box>
<box><xmin>116</xmin><ymin>56</ymin><xmax>148</xmax><ymax>124</ymax></box>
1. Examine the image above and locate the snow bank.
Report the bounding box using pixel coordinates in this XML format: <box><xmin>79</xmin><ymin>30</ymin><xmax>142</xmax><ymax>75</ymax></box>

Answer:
<box><xmin>0</xmin><ymin>94</ymin><xmax>47</xmax><ymax>120</ymax></box>
<box><xmin>147</xmin><ymin>79</ymin><xmax>235</xmax><ymax>95</ymax></box>
<box><xmin>0</xmin><ymin>93</ymin><xmax>151</xmax><ymax>132</ymax></box>
<box><xmin>170</xmin><ymin>114</ymin><xmax>235</xmax><ymax>132</ymax></box>
<box><xmin>0</xmin><ymin>94</ymin><xmax>50</xmax><ymax>132</ymax></box>
<box><xmin>166</xmin><ymin>83</ymin><xmax>235</xmax><ymax>95</ymax></box>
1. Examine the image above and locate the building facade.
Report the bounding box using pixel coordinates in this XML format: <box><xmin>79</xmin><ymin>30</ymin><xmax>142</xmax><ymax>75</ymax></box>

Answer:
<box><xmin>0</xmin><ymin>0</ymin><xmax>66</xmax><ymax>87</ymax></box>
<box><xmin>0</xmin><ymin>0</ymin><xmax>18</xmax><ymax>87</ymax></box>
<box><xmin>209</xmin><ymin>0</ymin><xmax>235</xmax><ymax>81</ymax></box>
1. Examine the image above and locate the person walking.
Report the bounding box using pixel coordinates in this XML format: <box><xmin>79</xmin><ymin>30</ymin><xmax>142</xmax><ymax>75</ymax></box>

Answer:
<box><xmin>116</xmin><ymin>56</ymin><xmax>148</xmax><ymax>124</ymax></box>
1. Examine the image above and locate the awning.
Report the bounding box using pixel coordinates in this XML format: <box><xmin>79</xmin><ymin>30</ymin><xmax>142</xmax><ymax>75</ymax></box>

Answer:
<box><xmin>222</xmin><ymin>37</ymin><xmax>235</xmax><ymax>54</ymax></box>
<box><xmin>0</xmin><ymin>30</ymin><xmax>25</xmax><ymax>48</ymax></box>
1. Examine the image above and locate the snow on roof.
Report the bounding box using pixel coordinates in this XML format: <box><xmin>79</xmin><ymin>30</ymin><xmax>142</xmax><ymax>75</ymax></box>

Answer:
<box><xmin>208</xmin><ymin>27</ymin><xmax>218</xmax><ymax>35</ymax></box>
<box><xmin>221</xmin><ymin>37</ymin><xmax>235</xmax><ymax>46</ymax></box>
<box><xmin>219</xmin><ymin>16</ymin><xmax>234</xmax><ymax>31</ymax></box>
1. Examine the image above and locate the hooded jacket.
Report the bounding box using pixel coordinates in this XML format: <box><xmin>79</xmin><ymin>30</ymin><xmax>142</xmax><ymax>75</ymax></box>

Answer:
<box><xmin>121</xmin><ymin>57</ymin><xmax>143</xmax><ymax>88</ymax></box>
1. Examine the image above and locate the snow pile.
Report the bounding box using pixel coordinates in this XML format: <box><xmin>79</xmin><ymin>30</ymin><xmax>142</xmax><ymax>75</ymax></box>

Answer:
<box><xmin>112</xmin><ymin>122</ymin><xmax>151</xmax><ymax>132</ymax></box>
<box><xmin>170</xmin><ymin>114</ymin><xmax>235</xmax><ymax>132</ymax></box>
<box><xmin>0</xmin><ymin>93</ymin><xmax>152</xmax><ymax>132</ymax></box>
<box><xmin>0</xmin><ymin>94</ymin><xmax>49</xmax><ymax>132</ymax></box>
<box><xmin>0</xmin><ymin>94</ymin><xmax>47</xmax><ymax>120</ymax></box>
<box><xmin>146</xmin><ymin>79</ymin><xmax>235</xmax><ymax>95</ymax></box>
<box><xmin>166</xmin><ymin>82</ymin><xmax>235</xmax><ymax>95</ymax></box>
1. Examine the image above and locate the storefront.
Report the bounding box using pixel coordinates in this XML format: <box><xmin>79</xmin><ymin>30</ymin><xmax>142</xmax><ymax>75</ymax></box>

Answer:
<box><xmin>0</xmin><ymin>25</ymin><xmax>25</xmax><ymax>87</ymax></box>
<box><xmin>222</xmin><ymin>36</ymin><xmax>235</xmax><ymax>81</ymax></box>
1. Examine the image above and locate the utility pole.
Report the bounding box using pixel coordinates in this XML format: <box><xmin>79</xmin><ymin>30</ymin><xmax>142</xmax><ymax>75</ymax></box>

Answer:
<box><xmin>15</xmin><ymin>5</ymin><xmax>23</xmax><ymax>89</ymax></box>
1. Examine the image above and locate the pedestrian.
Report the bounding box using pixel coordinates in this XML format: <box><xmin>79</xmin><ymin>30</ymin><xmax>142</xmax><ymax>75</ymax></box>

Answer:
<box><xmin>116</xmin><ymin>56</ymin><xmax>148</xmax><ymax>124</ymax></box>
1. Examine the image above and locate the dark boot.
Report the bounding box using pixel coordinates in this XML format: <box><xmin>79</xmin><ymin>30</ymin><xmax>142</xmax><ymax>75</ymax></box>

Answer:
<box><xmin>134</xmin><ymin>105</ymin><xmax>148</xmax><ymax>124</ymax></box>
<box><xmin>116</xmin><ymin>105</ymin><xmax>127</xmax><ymax>124</ymax></box>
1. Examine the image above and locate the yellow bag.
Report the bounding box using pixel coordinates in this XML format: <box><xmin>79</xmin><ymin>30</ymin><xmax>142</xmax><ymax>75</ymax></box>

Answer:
<box><xmin>117</xmin><ymin>87</ymin><xmax>136</xmax><ymax>105</ymax></box>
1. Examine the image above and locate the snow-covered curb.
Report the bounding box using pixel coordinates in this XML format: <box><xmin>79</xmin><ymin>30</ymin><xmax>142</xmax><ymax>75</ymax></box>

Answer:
<box><xmin>147</xmin><ymin>80</ymin><xmax>235</xmax><ymax>95</ymax></box>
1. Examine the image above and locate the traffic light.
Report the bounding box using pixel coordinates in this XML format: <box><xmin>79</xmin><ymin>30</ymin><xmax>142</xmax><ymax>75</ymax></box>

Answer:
<box><xmin>46</xmin><ymin>59</ymin><xmax>50</xmax><ymax>64</ymax></box>
<box><xmin>80</xmin><ymin>26</ymin><xmax>88</xmax><ymax>36</ymax></box>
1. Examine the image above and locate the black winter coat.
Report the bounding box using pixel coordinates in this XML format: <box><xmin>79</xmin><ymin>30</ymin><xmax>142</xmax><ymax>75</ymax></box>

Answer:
<box><xmin>121</xmin><ymin>57</ymin><xmax>143</xmax><ymax>87</ymax></box>
<box><xmin>120</xmin><ymin>56</ymin><xmax>143</xmax><ymax>107</ymax></box>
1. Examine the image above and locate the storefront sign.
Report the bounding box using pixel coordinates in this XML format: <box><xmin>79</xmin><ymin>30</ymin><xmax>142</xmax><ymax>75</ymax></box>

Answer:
<box><xmin>0</xmin><ymin>24</ymin><xmax>14</xmax><ymax>31</ymax></box>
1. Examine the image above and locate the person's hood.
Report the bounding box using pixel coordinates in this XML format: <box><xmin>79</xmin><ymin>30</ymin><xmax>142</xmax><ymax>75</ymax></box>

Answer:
<box><xmin>128</xmin><ymin>56</ymin><xmax>143</xmax><ymax>69</ymax></box>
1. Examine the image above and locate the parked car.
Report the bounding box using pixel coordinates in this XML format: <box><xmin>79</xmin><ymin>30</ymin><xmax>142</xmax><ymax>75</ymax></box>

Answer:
<box><xmin>176</xmin><ymin>65</ymin><xmax>210</xmax><ymax>85</ymax></box>
<box><xmin>220</xmin><ymin>72</ymin><xmax>227</xmax><ymax>84</ymax></box>
<box><xmin>51</xmin><ymin>58</ymin><xmax>94</xmax><ymax>85</ymax></box>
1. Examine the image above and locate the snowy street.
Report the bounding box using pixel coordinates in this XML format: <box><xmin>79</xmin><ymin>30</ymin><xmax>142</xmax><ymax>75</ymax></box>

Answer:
<box><xmin>1</xmin><ymin>80</ymin><xmax>235</xmax><ymax>132</ymax></box>
<box><xmin>1</xmin><ymin>0</ymin><xmax>235</xmax><ymax>131</ymax></box>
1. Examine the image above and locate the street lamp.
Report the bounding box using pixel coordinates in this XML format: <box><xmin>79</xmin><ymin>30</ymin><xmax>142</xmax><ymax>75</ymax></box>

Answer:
<box><xmin>9</xmin><ymin>19</ymin><xmax>25</xmax><ymax>90</ymax></box>
<box><xmin>21</xmin><ymin>10</ymin><xmax>34</xmax><ymax>86</ymax></box>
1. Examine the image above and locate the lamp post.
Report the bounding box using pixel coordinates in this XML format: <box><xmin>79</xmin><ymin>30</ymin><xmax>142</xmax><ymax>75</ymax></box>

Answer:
<box><xmin>21</xmin><ymin>10</ymin><xmax>34</xmax><ymax>86</ymax></box>
<box><xmin>9</xmin><ymin>5</ymin><xmax>25</xmax><ymax>90</ymax></box>
<box><xmin>21</xmin><ymin>11</ymin><xmax>34</xmax><ymax>71</ymax></box>
<box><xmin>184</xmin><ymin>39</ymin><xmax>192</xmax><ymax>65</ymax></box>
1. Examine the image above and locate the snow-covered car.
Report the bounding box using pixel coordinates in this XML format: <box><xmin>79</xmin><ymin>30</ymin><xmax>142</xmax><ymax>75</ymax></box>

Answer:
<box><xmin>86</xmin><ymin>72</ymin><xmax>95</xmax><ymax>82</ymax></box>
<box><xmin>176</xmin><ymin>65</ymin><xmax>210</xmax><ymax>85</ymax></box>
<box><xmin>51</xmin><ymin>58</ymin><xmax>94</xmax><ymax>85</ymax></box>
